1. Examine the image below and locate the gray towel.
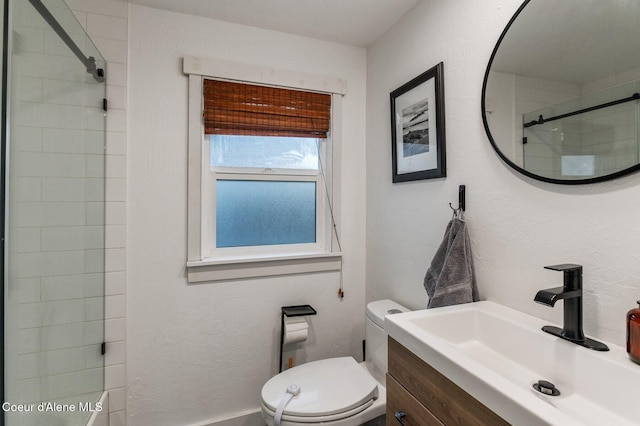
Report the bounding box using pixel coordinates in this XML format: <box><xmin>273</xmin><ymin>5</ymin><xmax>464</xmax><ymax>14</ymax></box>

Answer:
<box><xmin>423</xmin><ymin>215</ymin><xmax>478</xmax><ymax>308</ymax></box>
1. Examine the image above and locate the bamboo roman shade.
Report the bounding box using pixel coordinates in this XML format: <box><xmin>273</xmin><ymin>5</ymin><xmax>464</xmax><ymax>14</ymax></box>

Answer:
<box><xmin>203</xmin><ymin>79</ymin><xmax>331</xmax><ymax>138</ymax></box>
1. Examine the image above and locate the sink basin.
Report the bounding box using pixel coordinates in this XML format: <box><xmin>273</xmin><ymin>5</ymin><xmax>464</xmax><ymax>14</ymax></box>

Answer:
<box><xmin>385</xmin><ymin>301</ymin><xmax>640</xmax><ymax>426</ymax></box>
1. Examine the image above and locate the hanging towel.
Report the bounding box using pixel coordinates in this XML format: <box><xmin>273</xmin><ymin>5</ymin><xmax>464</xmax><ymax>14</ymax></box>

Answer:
<box><xmin>423</xmin><ymin>213</ymin><xmax>478</xmax><ymax>308</ymax></box>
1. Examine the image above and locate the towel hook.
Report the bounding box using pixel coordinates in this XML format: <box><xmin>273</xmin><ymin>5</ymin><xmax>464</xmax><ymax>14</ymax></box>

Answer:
<box><xmin>449</xmin><ymin>185</ymin><xmax>466</xmax><ymax>216</ymax></box>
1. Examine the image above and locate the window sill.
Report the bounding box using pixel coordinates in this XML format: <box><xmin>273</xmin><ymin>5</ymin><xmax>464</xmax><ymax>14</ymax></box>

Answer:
<box><xmin>186</xmin><ymin>252</ymin><xmax>343</xmax><ymax>283</ymax></box>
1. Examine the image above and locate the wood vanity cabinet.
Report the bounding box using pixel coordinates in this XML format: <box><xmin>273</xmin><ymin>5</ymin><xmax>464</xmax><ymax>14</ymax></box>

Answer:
<box><xmin>386</xmin><ymin>337</ymin><xmax>510</xmax><ymax>426</ymax></box>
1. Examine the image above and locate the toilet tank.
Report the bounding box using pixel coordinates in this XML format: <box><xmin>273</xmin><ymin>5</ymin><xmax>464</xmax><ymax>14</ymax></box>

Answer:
<box><xmin>364</xmin><ymin>300</ymin><xmax>409</xmax><ymax>384</ymax></box>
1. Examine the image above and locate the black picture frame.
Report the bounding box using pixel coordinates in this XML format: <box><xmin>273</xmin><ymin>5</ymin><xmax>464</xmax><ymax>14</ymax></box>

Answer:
<box><xmin>390</xmin><ymin>62</ymin><xmax>446</xmax><ymax>183</ymax></box>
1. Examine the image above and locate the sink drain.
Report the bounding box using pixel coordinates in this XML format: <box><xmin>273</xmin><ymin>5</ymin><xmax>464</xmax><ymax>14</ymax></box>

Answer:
<box><xmin>533</xmin><ymin>380</ymin><xmax>560</xmax><ymax>396</ymax></box>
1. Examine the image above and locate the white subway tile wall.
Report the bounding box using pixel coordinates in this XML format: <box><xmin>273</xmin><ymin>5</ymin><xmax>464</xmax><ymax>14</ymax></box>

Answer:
<box><xmin>8</xmin><ymin>0</ymin><xmax>128</xmax><ymax>424</ymax></box>
<box><xmin>67</xmin><ymin>0</ymin><xmax>129</xmax><ymax>424</ymax></box>
<box><xmin>9</xmin><ymin>0</ymin><xmax>104</xmax><ymax>420</ymax></box>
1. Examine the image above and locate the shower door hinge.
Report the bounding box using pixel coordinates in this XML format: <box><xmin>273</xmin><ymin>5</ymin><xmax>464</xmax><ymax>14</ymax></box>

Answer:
<box><xmin>103</xmin><ymin>98</ymin><xmax>108</xmax><ymax>112</ymax></box>
<box><xmin>101</xmin><ymin>342</ymin><xmax>106</xmax><ymax>355</ymax></box>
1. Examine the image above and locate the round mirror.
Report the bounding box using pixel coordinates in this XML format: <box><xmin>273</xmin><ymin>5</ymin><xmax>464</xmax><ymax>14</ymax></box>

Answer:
<box><xmin>482</xmin><ymin>0</ymin><xmax>640</xmax><ymax>184</ymax></box>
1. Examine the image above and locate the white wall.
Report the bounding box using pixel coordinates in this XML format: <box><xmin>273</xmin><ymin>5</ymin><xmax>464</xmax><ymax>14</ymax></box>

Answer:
<box><xmin>127</xmin><ymin>5</ymin><xmax>367</xmax><ymax>425</ymax></box>
<box><xmin>367</xmin><ymin>0</ymin><xmax>640</xmax><ymax>348</ymax></box>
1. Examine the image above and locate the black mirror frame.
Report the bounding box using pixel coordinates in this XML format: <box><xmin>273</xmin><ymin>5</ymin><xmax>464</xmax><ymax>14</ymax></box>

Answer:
<box><xmin>481</xmin><ymin>0</ymin><xmax>640</xmax><ymax>185</ymax></box>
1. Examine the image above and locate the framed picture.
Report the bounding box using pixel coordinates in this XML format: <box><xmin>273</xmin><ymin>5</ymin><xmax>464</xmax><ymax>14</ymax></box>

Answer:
<box><xmin>390</xmin><ymin>62</ymin><xmax>446</xmax><ymax>183</ymax></box>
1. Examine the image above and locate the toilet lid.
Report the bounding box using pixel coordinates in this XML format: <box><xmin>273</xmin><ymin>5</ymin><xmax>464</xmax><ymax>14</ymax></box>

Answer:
<box><xmin>261</xmin><ymin>357</ymin><xmax>379</xmax><ymax>418</ymax></box>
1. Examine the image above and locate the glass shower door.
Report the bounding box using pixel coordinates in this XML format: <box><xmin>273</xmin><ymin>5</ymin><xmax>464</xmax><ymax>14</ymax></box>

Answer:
<box><xmin>3</xmin><ymin>0</ymin><xmax>106</xmax><ymax>424</ymax></box>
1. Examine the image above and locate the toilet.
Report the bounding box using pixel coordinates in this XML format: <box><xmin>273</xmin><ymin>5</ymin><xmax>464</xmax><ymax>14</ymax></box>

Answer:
<box><xmin>260</xmin><ymin>300</ymin><xmax>409</xmax><ymax>426</ymax></box>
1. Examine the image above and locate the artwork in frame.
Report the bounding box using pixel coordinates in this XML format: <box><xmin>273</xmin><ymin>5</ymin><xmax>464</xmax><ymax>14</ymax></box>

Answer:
<box><xmin>390</xmin><ymin>62</ymin><xmax>446</xmax><ymax>183</ymax></box>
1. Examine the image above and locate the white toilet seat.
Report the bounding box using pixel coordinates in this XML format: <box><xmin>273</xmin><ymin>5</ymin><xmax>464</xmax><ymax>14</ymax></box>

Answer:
<box><xmin>261</xmin><ymin>357</ymin><xmax>379</xmax><ymax>424</ymax></box>
<box><xmin>261</xmin><ymin>399</ymin><xmax>374</xmax><ymax>423</ymax></box>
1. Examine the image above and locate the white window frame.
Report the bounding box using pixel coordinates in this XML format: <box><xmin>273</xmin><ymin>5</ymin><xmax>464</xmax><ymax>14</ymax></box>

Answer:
<box><xmin>202</xmin><ymin>157</ymin><xmax>328</xmax><ymax>259</ymax></box>
<box><xmin>183</xmin><ymin>56</ymin><xmax>346</xmax><ymax>283</ymax></box>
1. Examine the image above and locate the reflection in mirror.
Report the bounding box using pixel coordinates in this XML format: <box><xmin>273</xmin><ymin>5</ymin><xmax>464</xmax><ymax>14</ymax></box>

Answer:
<box><xmin>483</xmin><ymin>0</ymin><xmax>640</xmax><ymax>184</ymax></box>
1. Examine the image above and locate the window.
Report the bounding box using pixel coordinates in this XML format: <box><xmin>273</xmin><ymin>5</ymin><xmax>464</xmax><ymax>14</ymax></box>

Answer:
<box><xmin>204</xmin><ymin>134</ymin><xmax>324</xmax><ymax>255</ymax></box>
<box><xmin>211</xmin><ymin>135</ymin><xmax>320</xmax><ymax>249</ymax></box>
<box><xmin>184</xmin><ymin>57</ymin><xmax>346</xmax><ymax>282</ymax></box>
<box><xmin>202</xmin><ymin>80</ymin><xmax>330</xmax><ymax>258</ymax></box>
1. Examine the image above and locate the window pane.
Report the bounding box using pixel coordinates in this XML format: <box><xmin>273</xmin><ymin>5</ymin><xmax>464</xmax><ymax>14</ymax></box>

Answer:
<box><xmin>216</xmin><ymin>180</ymin><xmax>317</xmax><ymax>248</ymax></box>
<box><xmin>210</xmin><ymin>135</ymin><xmax>320</xmax><ymax>169</ymax></box>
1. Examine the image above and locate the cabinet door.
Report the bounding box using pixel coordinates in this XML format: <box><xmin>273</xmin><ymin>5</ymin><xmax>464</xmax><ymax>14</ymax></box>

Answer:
<box><xmin>386</xmin><ymin>374</ymin><xmax>444</xmax><ymax>426</ymax></box>
<box><xmin>388</xmin><ymin>338</ymin><xmax>510</xmax><ymax>426</ymax></box>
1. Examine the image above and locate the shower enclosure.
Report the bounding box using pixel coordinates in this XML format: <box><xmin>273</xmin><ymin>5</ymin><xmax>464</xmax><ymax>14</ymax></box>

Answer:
<box><xmin>2</xmin><ymin>0</ymin><xmax>107</xmax><ymax>424</ymax></box>
<box><xmin>522</xmin><ymin>81</ymin><xmax>640</xmax><ymax>180</ymax></box>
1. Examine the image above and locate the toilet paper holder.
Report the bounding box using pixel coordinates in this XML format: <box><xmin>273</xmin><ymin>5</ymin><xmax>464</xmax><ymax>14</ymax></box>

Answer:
<box><xmin>279</xmin><ymin>305</ymin><xmax>317</xmax><ymax>372</ymax></box>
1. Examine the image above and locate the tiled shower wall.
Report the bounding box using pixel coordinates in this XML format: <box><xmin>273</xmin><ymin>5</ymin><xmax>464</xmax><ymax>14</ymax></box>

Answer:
<box><xmin>520</xmin><ymin>80</ymin><xmax>638</xmax><ymax>179</ymax></box>
<box><xmin>65</xmin><ymin>0</ymin><xmax>128</xmax><ymax>424</ymax></box>
<box><xmin>8</xmin><ymin>0</ymin><xmax>105</xmax><ymax>423</ymax></box>
<box><xmin>513</xmin><ymin>75</ymin><xmax>580</xmax><ymax>175</ymax></box>
<box><xmin>7</xmin><ymin>0</ymin><xmax>127</xmax><ymax>424</ymax></box>
<box><xmin>512</xmin><ymin>75</ymin><xmax>639</xmax><ymax>179</ymax></box>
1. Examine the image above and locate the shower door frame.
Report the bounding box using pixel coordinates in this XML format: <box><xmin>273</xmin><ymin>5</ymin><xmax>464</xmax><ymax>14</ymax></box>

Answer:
<box><xmin>1</xmin><ymin>0</ymin><xmax>10</xmax><ymax>422</ymax></box>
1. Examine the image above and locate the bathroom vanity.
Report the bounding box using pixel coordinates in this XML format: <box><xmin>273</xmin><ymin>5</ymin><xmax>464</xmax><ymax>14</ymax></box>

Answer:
<box><xmin>386</xmin><ymin>337</ymin><xmax>507</xmax><ymax>425</ymax></box>
<box><xmin>384</xmin><ymin>301</ymin><xmax>639</xmax><ymax>426</ymax></box>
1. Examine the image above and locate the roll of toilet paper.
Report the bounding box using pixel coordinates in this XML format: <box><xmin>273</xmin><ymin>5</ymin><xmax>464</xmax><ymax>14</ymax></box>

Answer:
<box><xmin>283</xmin><ymin>317</ymin><xmax>308</xmax><ymax>345</ymax></box>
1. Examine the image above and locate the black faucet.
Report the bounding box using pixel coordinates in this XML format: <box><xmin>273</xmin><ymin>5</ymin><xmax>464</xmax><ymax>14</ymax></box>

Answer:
<box><xmin>534</xmin><ymin>264</ymin><xmax>609</xmax><ymax>351</ymax></box>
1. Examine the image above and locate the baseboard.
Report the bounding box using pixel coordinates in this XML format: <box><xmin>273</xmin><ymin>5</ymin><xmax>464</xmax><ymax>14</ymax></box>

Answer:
<box><xmin>190</xmin><ymin>408</ymin><xmax>264</xmax><ymax>426</ymax></box>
